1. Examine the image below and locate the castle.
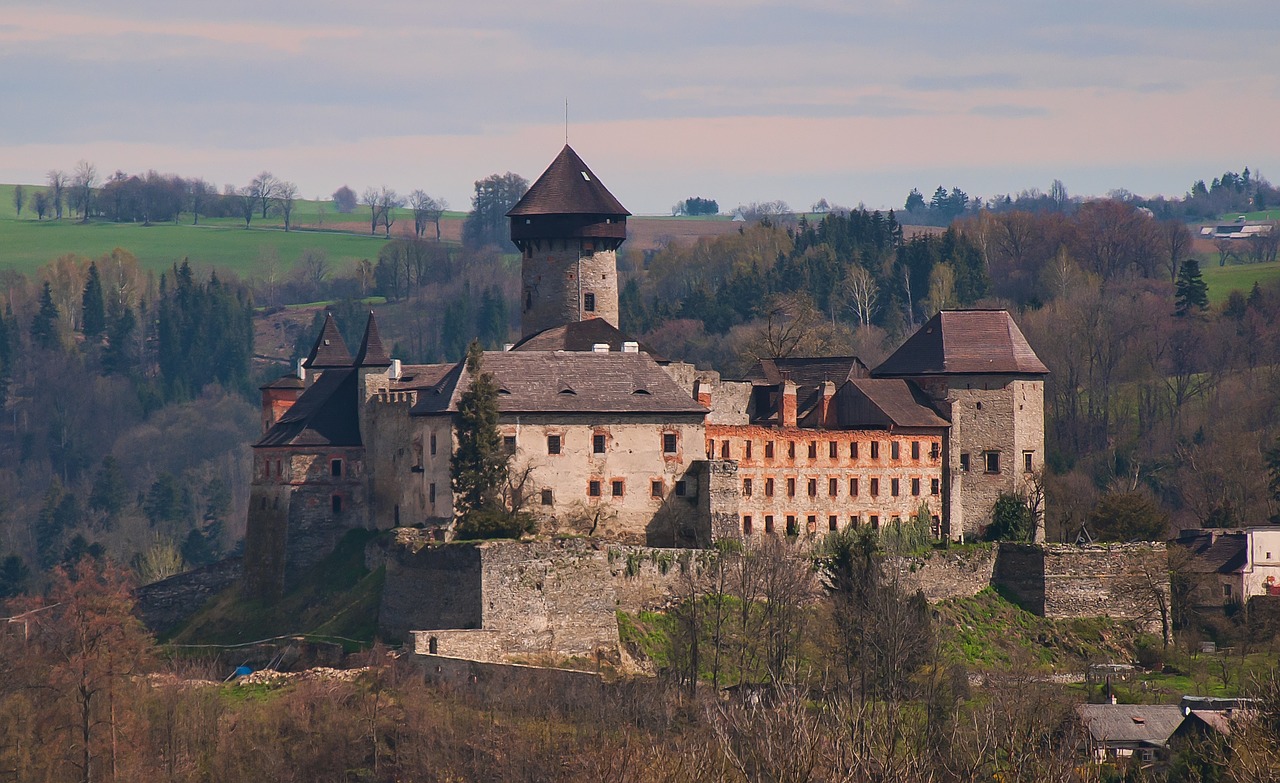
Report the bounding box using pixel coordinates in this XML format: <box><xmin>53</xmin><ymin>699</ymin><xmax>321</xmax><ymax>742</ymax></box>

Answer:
<box><xmin>242</xmin><ymin>145</ymin><xmax>1049</xmax><ymax>600</ymax></box>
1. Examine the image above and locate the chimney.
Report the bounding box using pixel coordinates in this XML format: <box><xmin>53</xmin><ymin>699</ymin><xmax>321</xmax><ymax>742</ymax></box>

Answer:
<box><xmin>694</xmin><ymin>379</ymin><xmax>712</xmax><ymax>408</ymax></box>
<box><xmin>592</xmin><ymin>343</ymin><xmax>610</xmax><ymax>353</ymax></box>
<box><xmin>295</xmin><ymin>358</ymin><xmax>306</xmax><ymax>384</ymax></box>
<box><xmin>390</xmin><ymin>358</ymin><xmax>402</xmax><ymax>381</ymax></box>
<box><xmin>622</xmin><ymin>341</ymin><xmax>639</xmax><ymax>353</ymax></box>
<box><xmin>780</xmin><ymin>380</ymin><xmax>798</xmax><ymax>428</ymax></box>
<box><xmin>819</xmin><ymin>380</ymin><xmax>836</xmax><ymax>426</ymax></box>
<box><xmin>503</xmin><ymin>343</ymin><xmax>514</xmax><ymax>351</ymax></box>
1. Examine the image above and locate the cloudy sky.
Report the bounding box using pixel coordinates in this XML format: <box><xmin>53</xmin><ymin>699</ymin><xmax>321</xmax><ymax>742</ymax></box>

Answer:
<box><xmin>2</xmin><ymin>1</ymin><xmax>1278</xmax><ymax>214</ymax></box>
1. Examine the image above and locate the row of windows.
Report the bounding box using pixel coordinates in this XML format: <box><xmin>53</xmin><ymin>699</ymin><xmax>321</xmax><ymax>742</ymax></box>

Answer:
<box><xmin>742</xmin><ymin>476</ymin><xmax>940</xmax><ymax>498</ymax></box>
<box><xmin>258</xmin><ymin>458</ymin><xmax>345</xmax><ymax>479</ymax></box>
<box><xmin>958</xmin><ymin>451</ymin><xmax>1036</xmax><ymax>474</ymax></box>
<box><xmin>740</xmin><ymin>512</ymin><xmax>941</xmax><ymax>536</ymax></box>
<box><xmin>547</xmin><ymin>432</ymin><xmax>680</xmax><ymax>455</ymax></box>
<box><xmin>708</xmin><ymin>438</ymin><xmax>939</xmax><ymax>463</ymax></box>
<box><xmin>536</xmin><ymin>479</ymin><xmax>690</xmax><ymax>506</ymax></box>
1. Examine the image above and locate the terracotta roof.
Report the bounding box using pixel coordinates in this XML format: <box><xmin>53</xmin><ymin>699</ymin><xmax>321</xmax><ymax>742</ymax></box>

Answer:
<box><xmin>510</xmin><ymin>320</ymin><xmax>659</xmax><ymax>358</ymax></box>
<box><xmin>1076</xmin><ymin>704</ymin><xmax>1184</xmax><ymax>747</ymax></box>
<box><xmin>874</xmin><ymin>310</ymin><xmax>1048</xmax><ymax>377</ymax></box>
<box><xmin>256</xmin><ymin>368</ymin><xmax>361</xmax><ymax>448</ymax></box>
<box><xmin>411</xmin><ymin>351</ymin><xmax>706</xmax><ymax>417</ymax></box>
<box><xmin>353</xmin><ymin>311</ymin><xmax>391</xmax><ymax>367</ymax></box>
<box><xmin>260</xmin><ymin>373</ymin><xmax>304</xmax><ymax>391</ymax></box>
<box><xmin>302</xmin><ymin>312</ymin><xmax>353</xmax><ymax>370</ymax></box>
<box><xmin>835</xmin><ymin>378</ymin><xmax>949</xmax><ymax>429</ymax></box>
<box><xmin>745</xmin><ymin>356</ymin><xmax>869</xmax><ymax>387</ymax></box>
<box><xmin>507</xmin><ymin>145</ymin><xmax>630</xmax><ymax>217</ymax></box>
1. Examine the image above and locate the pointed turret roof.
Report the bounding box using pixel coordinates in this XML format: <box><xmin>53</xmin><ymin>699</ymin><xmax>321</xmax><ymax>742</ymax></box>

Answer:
<box><xmin>507</xmin><ymin>145</ymin><xmax>630</xmax><ymax>217</ymax></box>
<box><xmin>302</xmin><ymin>312</ymin><xmax>352</xmax><ymax>370</ymax></box>
<box><xmin>873</xmin><ymin>310</ymin><xmax>1048</xmax><ymax>377</ymax></box>
<box><xmin>353</xmin><ymin>310</ymin><xmax>392</xmax><ymax>367</ymax></box>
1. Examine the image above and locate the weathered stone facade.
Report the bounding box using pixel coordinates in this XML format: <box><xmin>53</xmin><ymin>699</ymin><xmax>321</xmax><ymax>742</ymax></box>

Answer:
<box><xmin>521</xmin><ymin>242</ymin><xmax>621</xmax><ymax>336</ymax></box>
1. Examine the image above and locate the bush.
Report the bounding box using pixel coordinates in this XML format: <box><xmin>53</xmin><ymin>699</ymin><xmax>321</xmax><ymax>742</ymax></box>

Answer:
<box><xmin>985</xmin><ymin>493</ymin><xmax>1033</xmax><ymax>541</ymax></box>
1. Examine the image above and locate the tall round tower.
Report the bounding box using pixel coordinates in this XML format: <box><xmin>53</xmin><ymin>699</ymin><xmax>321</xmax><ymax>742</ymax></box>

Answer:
<box><xmin>508</xmin><ymin>145</ymin><xmax>630</xmax><ymax>339</ymax></box>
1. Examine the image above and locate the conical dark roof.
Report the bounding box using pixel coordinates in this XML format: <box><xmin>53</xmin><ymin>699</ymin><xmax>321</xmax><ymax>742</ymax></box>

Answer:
<box><xmin>302</xmin><ymin>312</ymin><xmax>353</xmax><ymax>369</ymax></box>
<box><xmin>507</xmin><ymin>145</ymin><xmax>630</xmax><ymax>217</ymax></box>
<box><xmin>873</xmin><ymin>310</ymin><xmax>1048</xmax><ymax>377</ymax></box>
<box><xmin>353</xmin><ymin>310</ymin><xmax>392</xmax><ymax>367</ymax></box>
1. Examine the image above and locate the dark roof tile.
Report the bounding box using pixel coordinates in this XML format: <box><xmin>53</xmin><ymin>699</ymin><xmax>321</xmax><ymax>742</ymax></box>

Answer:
<box><xmin>353</xmin><ymin>310</ymin><xmax>391</xmax><ymax>367</ymax></box>
<box><xmin>302</xmin><ymin>313</ymin><xmax>353</xmax><ymax>370</ymax></box>
<box><xmin>836</xmin><ymin>378</ymin><xmax>950</xmax><ymax>429</ymax></box>
<box><xmin>510</xmin><ymin>319</ymin><xmax>658</xmax><ymax>358</ymax></box>
<box><xmin>256</xmin><ymin>369</ymin><xmax>361</xmax><ymax>448</ymax></box>
<box><xmin>507</xmin><ymin>145</ymin><xmax>630</xmax><ymax>217</ymax></box>
<box><xmin>874</xmin><ymin>310</ymin><xmax>1048</xmax><ymax>377</ymax></box>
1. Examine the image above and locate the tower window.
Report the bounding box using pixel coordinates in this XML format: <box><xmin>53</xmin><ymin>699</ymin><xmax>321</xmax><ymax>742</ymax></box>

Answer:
<box><xmin>829</xmin><ymin>441</ymin><xmax>838</xmax><ymax>459</ymax></box>
<box><xmin>593</xmin><ymin>433</ymin><xmax>606</xmax><ymax>454</ymax></box>
<box><xmin>985</xmin><ymin>452</ymin><xmax>1001</xmax><ymax>474</ymax></box>
<box><xmin>807</xmin><ymin>478</ymin><xmax>817</xmax><ymax>497</ymax></box>
<box><xmin>430</xmin><ymin>433</ymin><xmax>437</xmax><ymax>456</ymax></box>
<box><xmin>808</xmin><ymin>441</ymin><xmax>817</xmax><ymax>459</ymax></box>
<box><xmin>765</xmin><ymin>478</ymin><xmax>774</xmax><ymax>497</ymax></box>
<box><xmin>891</xmin><ymin>478</ymin><xmax>900</xmax><ymax>497</ymax></box>
<box><xmin>787</xmin><ymin>478</ymin><xmax>796</xmax><ymax>497</ymax></box>
<box><xmin>743</xmin><ymin>478</ymin><xmax>753</xmax><ymax>496</ymax></box>
<box><xmin>891</xmin><ymin>442</ymin><xmax>900</xmax><ymax>460</ymax></box>
<box><xmin>1024</xmin><ymin>451</ymin><xmax>1034</xmax><ymax>473</ymax></box>
<box><xmin>503</xmin><ymin>435</ymin><xmax>516</xmax><ymax>453</ymax></box>
<box><xmin>429</xmin><ymin>483</ymin><xmax>436</xmax><ymax>503</ymax></box>
<box><xmin>611</xmin><ymin>480</ymin><xmax>624</xmax><ymax>497</ymax></box>
<box><xmin>871</xmin><ymin>441</ymin><xmax>880</xmax><ymax>459</ymax></box>
<box><xmin>663</xmin><ymin>433</ymin><xmax>678</xmax><ymax>453</ymax></box>
<box><xmin>583</xmin><ymin>292</ymin><xmax>596</xmax><ymax>312</ymax></box>
<box><xmin>960</xmin><ymin>453</ymin><xmax>970</xmax><ymax>472</ymax></box>
<box><xmin>765</xmin><ymin>441</ymin><xmax>775</xmax><ymax>458</ymax></box>
<box><xmin>829</xmin><ymin>515</ymin><xmax>838</xmax><ymax>532</ymax></box>
<box><xmin>651</xmin><ymin>480</ymin><xmax>663</xmax><ymax>498</ymax></box>
<box><xmin>548</xmin><ymin>435</ymin><xmax>562</xmax><ymax>455</ymax></box>
<box><xmin>931</xmin><ymin>478</ymin><xmax>940</xmax><ymax>495</ymax></box>
<box><xmin>850</xmin><ymin>442</ymin><xmax>859</xmax><ymax>459</ymax></box>
<box><xmin>850</xmin><ymin>478</ymin><xmax>859</xmax><ymax>496</ymax></box>
<box><xmin>588</xmin><ymin>480</ymin><xmax>601</xmax><ymax>497</ymax></box>
<box><xmin>332</xmin><ymin>495</ymin><xmax>343</xmax><ymax>513</ymax></box>
<box><xmin>829</xmin><ymin>478</ymin><xmax>838</xmax><ymax>496</ymax></box>
<box><xmin>525</xmin><ymin>290</ymin><xmax>533</xmax><ymax>310</ymax></box>
<box><xmin>911</xmin><ymin>441</ymin><xmax>920</xmax><ymax>460</ymax></box>
<box><xmin>331</xmin><ymin>459</ymin><xmax>343</xmax><ymax>477</ymax></box>
<box><xmin>541</xmin><ymin>489</ymin><xmax>554</xmax><ymax>505</ymax></box>
<box><xmin>912</xmin><ymin>478</ymin><xmax>921</xmax><ymax>496</ymax></box>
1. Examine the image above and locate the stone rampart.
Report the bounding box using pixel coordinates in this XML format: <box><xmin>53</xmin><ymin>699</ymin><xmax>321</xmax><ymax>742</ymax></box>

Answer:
<box><xmin>890</xmin><ymin>545</ymin><xmax>998</xmax><ymax>603</ymax></box>
<box><xmin>134</xmin><ymin>556</ymin><xmax>243</xmax><ymax>634</ymax></box>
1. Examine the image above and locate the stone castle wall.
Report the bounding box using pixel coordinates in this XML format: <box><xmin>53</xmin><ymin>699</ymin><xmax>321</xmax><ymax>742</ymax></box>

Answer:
<box><xmin>135</xmin><ymin>556</ymin><xmax>243</xmax><ymax>634</ymax></box>
<box><xmin>891</xmin><ymin>545</ymin><xmax>998</xmax><ymax>603</ymax></box>
<box><xmin>521</xmin><ymin>243</ymin><xmax>619</xmax><ymax>336</ymax></box>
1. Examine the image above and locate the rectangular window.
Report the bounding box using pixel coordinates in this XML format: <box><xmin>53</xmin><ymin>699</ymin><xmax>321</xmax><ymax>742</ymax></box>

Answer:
<box><xmin>828</xmin><ymin>515</ymin><xmax>838</xmax><ymax>531</ymax></box>
<box><xmin>583</xmin><ymin>292</ymin><xmax>596</xmax><ymax>312</ymax></box>
<box><xmin>808</xmin><ymin>441</ymin><xmax>817</xmax><ymax>459</ymax></box>
<box><xmin>829</xmin><ymin>478</ymin><xmax>839</xmax><ymax>497</ymax></box>
<box><xmin>788</xmin><ymin>442</ymin><xmax>796</xmax><ymax>459</ymax></box>
<box><xmin>503</xmin><ymin>435</ymin><xmax>516</xmax><ymax>454</ymax></box>
<box><xmin>721</xmin><ymin>441</ymin><xmax>730</xmax><ymax>459</ymax></box>
<box><xmin>931</xmin><ymin>443</ymin><xmax>940</xmax><ymax>461</ymax></box>
<box><xmin>745</xmin><ymin>441</ymin><xmax>753</xmax><ymax>459</ymax></box>
<box><xmin>593</xmin><ymin>433</ymin><xmax>606</xmax><ymax>454</ymax></box>
<box><xmin>786</xmin><ymin>516</ymin><xmax>798</xmax><ymax>536</ymax></box>
<box><xmin>787</xmin><ymin>478</ymin><xmax>796</xmax><ymax>497</ymax></box>
<box><xmin>1024</xmin><ymin>451</ymin><xmax>1034</xmax><ymax>473</ymax></box>
<box><xmin>429</xmin><ymin>483</ymin><xmax>436</xmax><ymax>503</ymax></box>
<box><xmin>765</xmin><ymin>478</ymin><xmax>775</xmax><ymax>497</ymax></box>
<box><xmin>960</xmin><ymin>452</ymin><xmax>970</xmax><ymax>472</ymax></box>
<box><xmin>807</xmin><ymin>478</ymin><xmax>817</xmax><ymax>497</ymax></box>
<box><xmin>675</xmin><ymin>480</ymin><xmax>687</xmax><ymax>497</ymax></box>
<box><xmin>707</xmin><ymin>439</ymin><xmax>715</xmax><ymax>458</ymax></box>
<box><xmin>548</xmin><ymin>435</ymin><xmax>562</xmax><ymax>455</ymax></box>
<box><xmin>611</xmin><ymin>480</ymin><xmax>624</xmax><ymax>497</ymax></box>
<box><xmin>651</xmin><ymin>480</ymin><xmax>663</xmax><ymax>498</ymax></box>
<box><xmin>931</xmin><ymin>478</ymin><xmax>940</xmax><ymax>495</ymax></box>
<box><xmin>891</xmin><ymin>441</ymin><xmax>900</xmax><ymax>460</ymax></box>
<box><xmin>870</xmin><ymin>515</ymin><xmax>880</xmax><ymax>530</ymax></box>
<box><xmin>743</xmin><ymin>516</ymin><xmax>753</xmax><ymax>535</ymax></box>
<box><xmin>807</xmin><ymin>514</ymin><xmax>817</xmax><ymax>531</ymax></box>
<box><xmin>663</xmin><ymin>433</ymin><xmax>678</xmax><ymax>454</ymax></box>
<box><xmin>332</xmin><ymin>495</ymin><xmax>343</xmax><ymax>513</ymax></box>
<box><xmin>985</xmin><ymin>452</ymin><xmax>1000</xmax><ymax>474</ymax></box>
<box><xmin>870</xmin><ymin>478</ymin><xmax>880</xmax><ymax>496</ymax></box>
<box><xmin>829</xmin><ymin>441</ymin><xmax>838</xmax><ymax>459</ymax></box>
<box><xmin>891</xmin><ymin>478</ymin><xmax>900</xmax><ymax>497</ymax></box>
<box><xmin>911</xmin><ymin>478</ymin><xmax>921</xmax><ymax>496</ymax></box>
<box><xmin>331</xmin><ymin>458</ymin><xmax>343</xmax><ymax>477</ymax></box>
<box><xmin>743</xmin><ymin>478</ymin><xmax>753</xmax><ymax>497</ymax></box>
<box><xmin>541</xmin><ymin>489</ymin><xmax>553</xmax><ymax>505</ymax></box>
<box><xmin>871</xmin><ymin>441</ymin><xmax>880</xmax><ymax>459</ymax></box>
<box><xmin>430</xmin><ymin>433</ymin><xmax>437</xmax><ymax>455</ymax></box>
<box><xmin>765</xmin><ymin>441</ymin><xmax>774</xmax><ymax>459</ymax></box>
<box><xmin>850</xmin><ymin>442</ymin><xmax>859</xmax><ymax>459</ymax></box>
<box><xmin>850</xmin><ymin>515</ymin><xmax>859</xmax><ymax>528</ymax></box>
<box><xmin>764</xmin><ymin>515</ymin><xmax>775</xmax><ymax>534</ymax></box>
<box><xmin>588</xmin><ymin>480</ymin><xmax>601</xmax><ymax>497</ymax></box>
<box><xmin>850</xmin><ymin>478</ymin><xmax>859</xmax><ymax>496</ymax></box>
<box><xmin>911</xmin><ymin>441</ymin><xmax>920</xmax><ymax>460</ymax></box>
<box><xmin>1223</xmin><ymin>583</ymin><xmax>1233</xmax><ymax>598</ymax></box>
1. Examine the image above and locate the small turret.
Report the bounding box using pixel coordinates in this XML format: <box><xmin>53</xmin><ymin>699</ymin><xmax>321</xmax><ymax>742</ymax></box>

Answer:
<box><xmin>302</xmin><ymin>312</ymin><xmax>352</xmax><ymax>382</ymax></box>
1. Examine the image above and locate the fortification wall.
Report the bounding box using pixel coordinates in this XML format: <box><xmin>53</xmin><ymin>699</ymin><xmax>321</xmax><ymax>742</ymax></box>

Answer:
<box><xmin>134</xmin><ymin>556</ymin><xmax>243</xmax><ymax>633</ymax></box>
<box><xmin>890</xmin><ymin>545</ymin><xmax>998</xmax><ymax>603</ymax></box>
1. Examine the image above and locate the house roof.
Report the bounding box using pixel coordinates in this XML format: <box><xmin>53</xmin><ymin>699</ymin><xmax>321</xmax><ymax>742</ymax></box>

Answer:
<box><xmin>507</xmin><ymin>145</ymin><xmax>630</xmax><ymax>218</ymax></box>
<box><xmin>260</xmin><ymin>373</ymin><xmax>305</xmax><ymax>391</ymax></box>
<box><xmin>745</xmin><ymin>356</ymin><xmax>869</xmax><ymax>387</ymax></box>
<box><xmin>390</xmin><ymin>363</ymin><xmax>457</xmax><ymax>391</ymax></box>
<box><xmin>509</xmin><ymin>319</ymin><xmax>659</xmax><ymax>358</ymax></box>
<box><xmin>353</xmin><ymin>311</ymin><xmax>391</xmax><ymax>367</ymax></box>
<box><xmin>302</xmin><ymin>312</ymin><xmax>353</xmax><ymax>370</ymax></box>
<box><xmin>1173</xmin><ymin>531</ymin><xmax>1247</xmax><ymax>574</ymax></box>
<box><xmin>256</xmin><ymin>368</ymin><xmax>361</xmax><ymax>448</ymax></box>
<box><xmin>1076</xmin><ymin>704</ymin><xmax>1185</xmax><ymax>747</ymax></box>
<box><xmin>835</xmin><ymin>378</ymin><xmax>950</xmax><ymax>429</ymax></box>
<box><xmin>874</xmin><ymin>310</ymin><xmax>1048</xmax><ymax>377</ymax></box>
<box><xmin>410</xmin><ymin>351</ymin><xmax>706</xmax><ymax>417</ymax></box>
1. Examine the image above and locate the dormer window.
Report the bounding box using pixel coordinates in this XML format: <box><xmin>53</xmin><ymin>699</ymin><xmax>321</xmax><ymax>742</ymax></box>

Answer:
<box><xmin>580</xmin><ymin>171</ymin><xmax>590</xmax><ymax>181</ymax></box>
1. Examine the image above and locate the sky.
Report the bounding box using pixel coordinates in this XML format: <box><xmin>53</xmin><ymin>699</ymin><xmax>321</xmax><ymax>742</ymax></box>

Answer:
<box><xmin>2</xmin><ymin>1</ymin><xmax>1278</xmax><ymax>215</ymax></box>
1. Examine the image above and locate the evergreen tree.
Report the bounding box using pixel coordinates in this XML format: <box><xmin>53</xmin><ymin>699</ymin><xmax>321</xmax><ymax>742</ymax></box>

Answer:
<box><xmin>102</xmin><ymin>306</ymin><xmax>136</xmax><ymax>375</ymax></box>
<box><xmin>0</xmin><ymin>554</ymin><xmax>29</xmax><ymax>597</ymax></box>
<box><xmin>30</xmin><ymin>281</ymin><xmax>61</xmax><ymax>350</ymax></box>
<box><xmin>1174</xmin><ymin>258</ymin><xmax>1209</xmax><ymax>316</ymax></box>
<box><xmin>89</xmin><ymin>456</ymin><xmax>129</xmax><ymax>519</ymax></box>
<box><xmin>81</xmin><ymin>261</ymin><xmax>106</xmax><ymax>339</ymax></box>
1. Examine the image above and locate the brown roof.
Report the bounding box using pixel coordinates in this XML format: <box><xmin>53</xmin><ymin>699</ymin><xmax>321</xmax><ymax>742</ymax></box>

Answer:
<box><xmin>411</xmin><ymin>351</ymin><xmax>706</xmax><ymax>417</ymax></box>
<box><xmin>835</xmin><ymin>379</ymin><xmax>949</xmax><ymax>429</ymax></box>
<box><xmin>874</xmin><ymin>310</ymin><xmax>1048</xmax><ymax>377</ymax></box>
<box><xmin>302</xmin><ymin>312</ymin><xmax>353</xmax><ymax>370</ymax></box>
<box><xmin>507</xmin><ymin>145</ymin><xmax>630</xmax><ymax>217</ymax></box>
<box><xmin>510</xmin><ymin>319</ymin><xmax>659</xmax><ymax>358</ymax></box>
<box><xmin>353</xmin><ymin>311</ymin><xmax>391</xmax><ymax>367</ymax></box>
<box><xmin>745</xmin><ymin>356</ymin><xmax>869</xmax><ymax>387</ymax></box>
<box><xmin>1173</xmin><ymin>530</ymin><xmax>1247</xmax><ymax>574</ymax></box>
<box><xmin>390</xmin><ymin>363</ymin><xmax>456</xmax><ymax>391</ymax></box>
<box><xmin>260</xmin><ymin>373</ymin><xmax>305</xmax><ymax>391</ymax></box>
<box><xmin>256</xmin><ymin>368</ymin><xmax>361</xmax><ymax>448</ymax></box>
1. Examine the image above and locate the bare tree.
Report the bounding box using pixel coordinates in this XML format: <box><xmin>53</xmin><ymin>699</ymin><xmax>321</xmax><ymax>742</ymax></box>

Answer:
<box><xmin>843</xmin><ymin>264</ymin><xmax>878</xmax><ymax>328</ymax></box>
<box><xmin>277</xmin><ymin>181</ymin><xmax>298</xmax><ymax>232</ymax></box>
<box><xmin>378</xmin><ymin>187</ymin><xmax>403</xmax><ymax>238</ymax></box>
<box><xmin>70</xmin><ymin>160</ymin><xmax>97</xmax><ymax>222</ymax></box>
<box><xmin>1161</xmin><ymin>218</ymin><xmax>1194</xmax><ymax>283</ymax></box>
<box><xmin>747</xmin><ymin>292</ymin><xmax>830</xmax><ymax>361</ymax></box>
<box><xmin>237</xmin><ymin>185</ymin><xmax>256</xmax><ymax>229</ymax></box>
<box><xmin>362</xmin><ymin>187</ymin><xmax>382</xmax><ymax>235</ymax></box>
<box><xmin>250</xmin><ymin>171</ymin><xmax>279</xmax><ymax>218</ymax></box>
<box><xmin>408</xmin><ymin>190</ymin><xmax>447</xmax><ymax>240</ymax></box>
<box><xmin>32</xmin><ymin>189</ymin><xmax>50</xmax><ymax>220</ymax></box>
<box><xmin>12</xmin><ymin>183</ymin><xmax>25</xmax><ymax>217</ymax></box>
<box><xmin>187</xmin><ymin>178</ymin><xmax>214</xmax><ymax>225</ymax></box>
<box><xmin>46</xmin><ymin>169</ymin><xmax>67</xmax><ymax>219</ymax></box>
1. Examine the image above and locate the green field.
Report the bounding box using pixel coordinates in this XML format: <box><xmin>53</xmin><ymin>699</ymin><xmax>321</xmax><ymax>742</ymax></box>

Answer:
<box><xmin>1201</xmin><ymin>259</ymin><xmax>1280</xmax><ymax>303</ymax></box>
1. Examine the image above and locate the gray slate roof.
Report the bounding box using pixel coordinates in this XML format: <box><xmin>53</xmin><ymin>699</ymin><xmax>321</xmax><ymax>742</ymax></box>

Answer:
<box><xmin>353</xmin><ymin>311</ymin><xmax>391</xmax><ymax>367</ymax></box>
<box><xmin>1076</xmin><ymin>704</ymin><xmax>1185</xmax><ymax>747</ymax></box>
<box><xmin>510</xmin><ymin>319</ymin><xmax>658</xmax><ymax>358</ymax></box>
<box><xmin>507</xmin><ymin>145</ymin><xmax>630</xmax><ymax>217</ymax></box>
<box><xmin>256</xmin><ymin>368</ymin><xmax>361</xmax><ymax>448</ymax></box>
<box><xmin>410</xmin><ymin>351</ymin><xmax>706</xmax><ymax>417</ymax></box>
<box><xmin>302</xmin><ymin>313</ymin><xmax>354</xmax><ymax>370</ymax></box>
<box><xmin>874</xmin><ymin>310</ymin><xmax>1049</xmax><ymax>377</ymax></box>
<box><xmin>835</xmin><ymin>378</ymin><xmax>950</xmax><ymax>429</ymax></box>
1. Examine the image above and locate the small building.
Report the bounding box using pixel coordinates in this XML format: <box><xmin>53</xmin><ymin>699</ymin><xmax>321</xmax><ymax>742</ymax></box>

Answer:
<box><xmin>1173</xmin><ymin>528</ymin><xmax>1280</xmax><ymax>611</ymax></box>
<box><xmin>1076</xmin><ymin>703</ymin><xmax>1185</xmax><ymax>767</ymax></box>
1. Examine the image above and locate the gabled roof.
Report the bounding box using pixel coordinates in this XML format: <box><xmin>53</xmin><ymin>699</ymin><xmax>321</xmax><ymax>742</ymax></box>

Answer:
<box><xmin>353</xmin><ymin>311</ymin><xmax>391</xmax><ymax>367</ymax></box>
<box><xmin>874</xmin><ymin>310</ymin><xmax>1048</xmax><ymax>377</ymax></box>
<box><xmin>507</xmin><ymin>145</ymin><xmax>630</xmax><ymax>217</ymax></box>
<box><xmin>744</xmin><ymin>356</ymin><xmax>869</xmax><ymax>387</ymax></box>
<box><xmin>510</xmin><ymin>319</ymin><xmax>659</xmax><ymax>358</ymax></box>
<box><xmin>835</xmin><ymin>378</ymin><xmax>949</xmax><ymax>429</ymax></box>
<box><xmin>410</xmin><ymin>351</ymin><xmax>706</xmax><ymax>417</ymax></box>
<box><xmin>256</xmin><ymin>368</ymin><xmax>361</xmax><ymax>448</ymax></box>
<box><xmin>1173</xmin><ymin>531</ymin><xmax>1247</xmax><ymax>574</ymax></box>
<box><xmin>1076</xmin><ymin>704</ymin><xmax>1185</xmax><ymax>747</ymax></box>
<box><xmin>302</xmin><ymin>312</ymin><xmax>353</xmax><ymax>370</ymax></box>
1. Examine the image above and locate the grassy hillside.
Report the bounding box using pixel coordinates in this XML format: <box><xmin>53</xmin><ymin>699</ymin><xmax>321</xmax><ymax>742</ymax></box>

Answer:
<box><xmin>1202</xmin><ymin>259</ymin><xmax>1280</xmax><ymax>303</ymax></box>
